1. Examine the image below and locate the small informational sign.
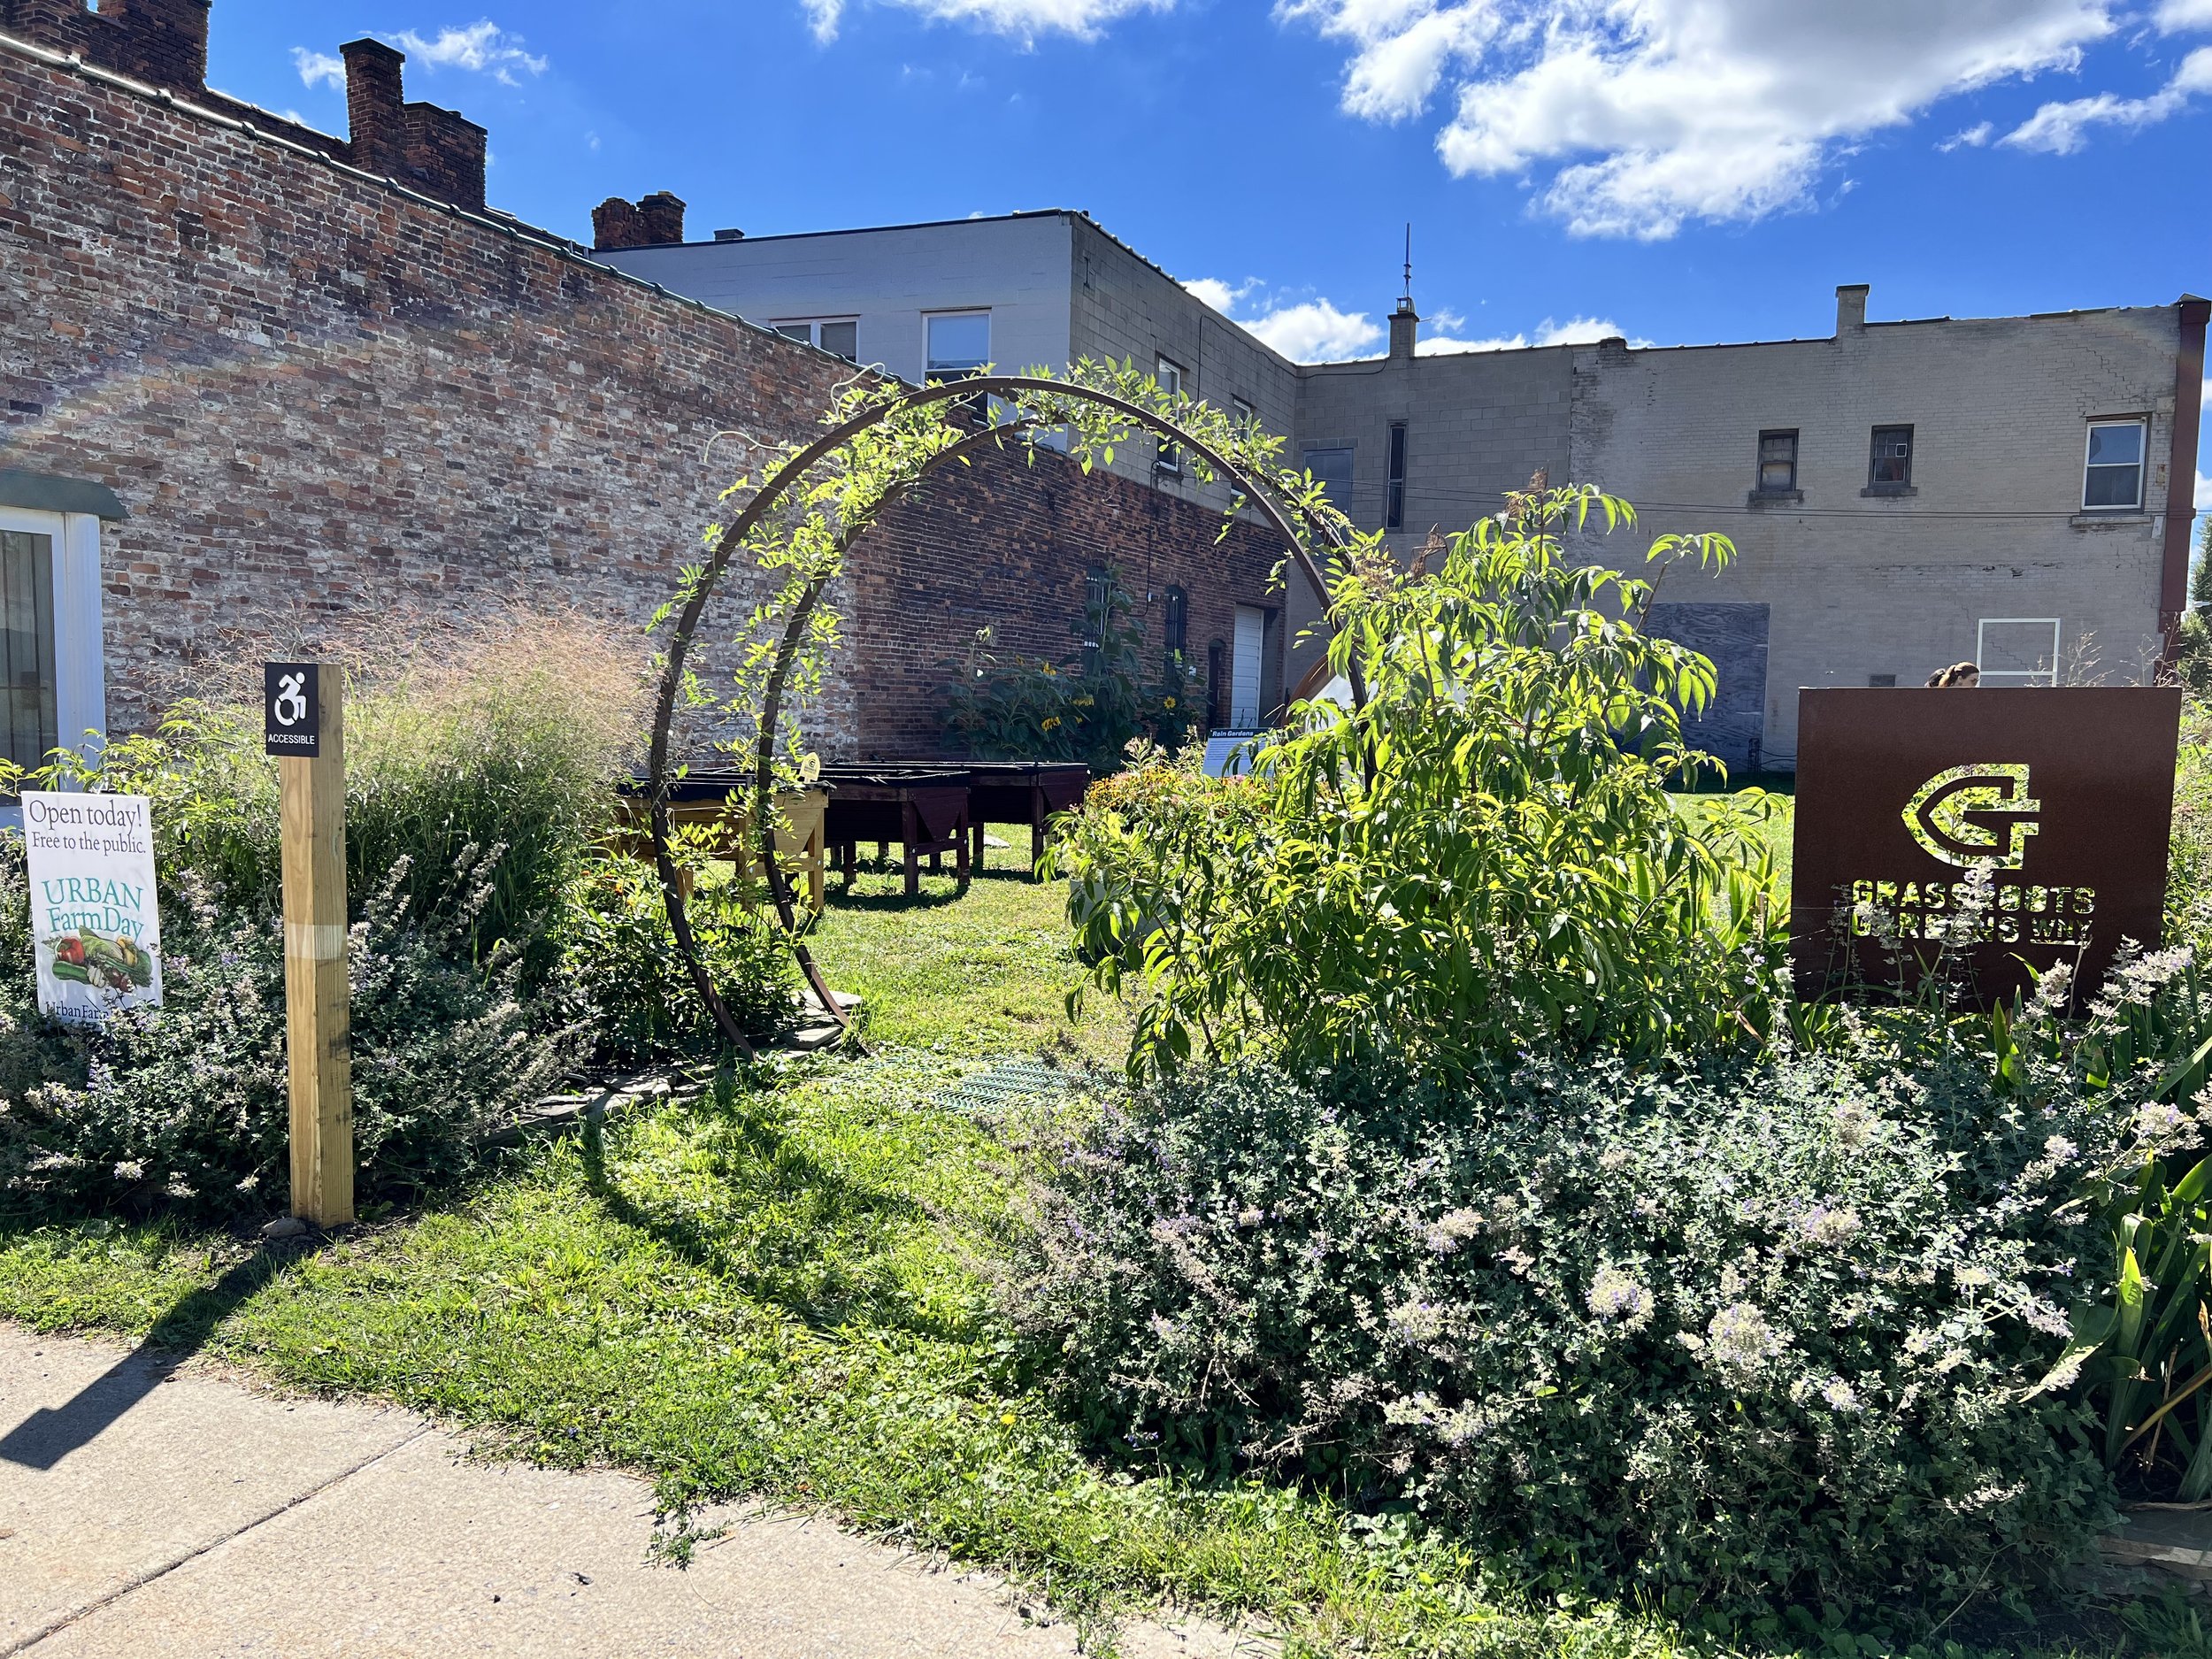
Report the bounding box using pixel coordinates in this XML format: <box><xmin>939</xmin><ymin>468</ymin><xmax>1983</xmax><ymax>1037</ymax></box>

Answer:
<box><xmin>20</xmin><ymin>791</ymin><xmax>163</xmax><ymax>1025</ymax></box>
<box><xmin>1790</xmin><ymin>687</ymin><xmax>2182</xmax><ymax>1007</ymax></box>
<box><xmin>1202</xmin><ymin>730</ymin><xmax>1264</xmax><ymax>779</ymax></box>
<box><xmin>265</xmin><ymin>662</ymin><xmax>319</xmax><ymax>757</ymax></box>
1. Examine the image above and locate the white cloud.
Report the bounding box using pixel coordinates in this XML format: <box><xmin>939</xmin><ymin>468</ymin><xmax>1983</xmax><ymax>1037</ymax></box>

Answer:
<box><xmin>1188</xmin><ymin>279</ymin><xmax>1641</xmax><ymax>361</ymax></box>
<box><xmin>2160</xmin><ymin>0</ymin><xmax>2212</xmax><ymax>29</ymax></box>
<box><xmin>386</xmin><ymin>21</ymin><xmax>549</xmax><ymax>86</ymax></box>
<box><xmin>1183</xmin><ymin>277</ymin><xmax>1257</xmax><ymax>312</ymax></box>
<box><xmin>1280</xmin><ymin>0</ymin><xmax>2119</xmax><ymax>239</ymax></box>
<box><xmin>803</xmin><ymin>0</ymin><xmax>1170</xmax><ymax>45</ymax></box>
<box><xmin>292</xmin><ymin>48</ymin><xmax>345</xmax><ymax>88</ymax></box>
<box><xmin>1938</xmin><ymin>120</ymin><xmax>1993</xmax><ymax>150</ymax></box>
<box><xmin>1275</xmin><ymin>0</ymin><xmax>1500</xmax><ymax>120</ymax></box>
<box><xmin>1420</xmin><ymin>314</ymin><xmax>1641</xmax><ymax>352</ymax></box>
<box><xmin>2001</xmin><ymin>43</ymin><xmax>2212</xmax><ymax>151</ymax></box>
<box><xmin>1184</xmin><ymin>279</ymin><xmax>1385</xmax><ymax>361</ymax></box>
<box><xmin>1240</xmin><ymin>298</ymin><xmax>1386</xmax><ymax>361</ymax></box>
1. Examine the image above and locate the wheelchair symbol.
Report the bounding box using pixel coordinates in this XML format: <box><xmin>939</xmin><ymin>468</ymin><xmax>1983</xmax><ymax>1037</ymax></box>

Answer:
<box><xmin>272</xmin><ymin>672</ymin><xmax>309</xmax><ymax>729</ymax></box>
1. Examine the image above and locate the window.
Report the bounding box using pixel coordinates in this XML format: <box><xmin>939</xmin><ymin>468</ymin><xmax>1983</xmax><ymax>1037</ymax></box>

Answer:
<box><xmin>1386</xmin><ymin>422</ymin><xmax>1408</xmax><ymax>530</ymax></box>
<box><xmin>925</xmin><ymin>311</ymin><xmax>990</xmax><ymax>380</ymax></box>
<box><xmin>1164</xmin><ymin>585</ymin><xmax>1188</xmax><ymax>675</ymax></box>
<box><xmin>1977</xmin><ymin>618</ymin><xmax>2062</xmax><ymax>687</ymax></box>
<box><xmin>1155</xmin><ymin>356</ymin><xmax>1184</xmax><ymax>473</ymax></box>
<box><xmin>1756</xmin><ymin>430</ymin><xmax>1798</xmax><ymax>492</ymax></box>
<box><xmin>772</xmin><ymin>319</ymin><xmax>860</xmax><ymax>362</ymax></box>
<box><xmin>2084</xmin><ymin>419</ymin><xmax>2147</xmax><ymax>510</ymax></box>
<box><xmin>0</xmin><ymin>521</ymin><xmax>56</xmax><ymax>771</ymax></box>
<box><xmin>1081</xmin><ymin>565</ymin><xmax>1111</xmax><ymax>675</ymax></box>
<box><xmin>1232</xmin><ymin>396</ymin><xmax>1256</xmax><ymax>432</ymax></box>
<box><xmin>1868</xmin><ymin>425</ymin><xmax>1913</xmax><ymax>488</ymax></box>
<box><xmin>1302</xmin><ymin>446</ymin><xmax>1356</xmax><ymax>514</ymax></box>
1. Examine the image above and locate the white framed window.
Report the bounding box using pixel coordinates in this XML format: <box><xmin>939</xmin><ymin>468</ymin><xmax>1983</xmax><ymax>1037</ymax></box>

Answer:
<box><xmin>1232</xmin><ymin>396</ymin><xmax>1257</xmax><ymax>432</ymax></box>
<box><xmin>1977</xmin><ymin>618</ymin><xmax>2061</xmax><ymax>687</ymax></box>
<box><xmin>771</xmin><ymin>319</ymin><xmax>859</xmax><ymax>363</ymax></box>
<box><xmin>2083</xmin><ymin>418</ymin><xmax>2147</xmax><ymax>510</ymax></box>
<box><xmin>1756</xmin><ymin>429</ymin><xmax>1798</xmax><ymax>492</ymax></box>
<box><xmin>925</xmin><ymin>311</ymin><xmax>990</xmax><ymax>380</ymax></box>
<box><xmin>1155</xmin><ymin>355</ymin><xmax>1186</xmax><ymax>473</ymax></box>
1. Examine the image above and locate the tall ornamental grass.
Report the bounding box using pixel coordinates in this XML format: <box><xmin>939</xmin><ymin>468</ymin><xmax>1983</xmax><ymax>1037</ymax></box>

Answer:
<box><xmin>89</xmin><ymin>611</ymin><xmax>648</xmax><ymax>981</ymax></box>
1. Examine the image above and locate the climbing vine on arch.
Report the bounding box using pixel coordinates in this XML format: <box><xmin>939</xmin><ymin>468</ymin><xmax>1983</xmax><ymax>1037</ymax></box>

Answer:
<box><xmin>644</xmin><ymin>358</ymin><xmax>1375</xmax><ymax>1056</ymax></box>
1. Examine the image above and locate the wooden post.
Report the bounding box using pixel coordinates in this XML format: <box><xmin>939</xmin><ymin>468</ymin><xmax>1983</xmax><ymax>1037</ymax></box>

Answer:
<box><xmin>280</xmin><ymin>670</ymin><xmax>352</xmax><ymax>1226</ymax></box>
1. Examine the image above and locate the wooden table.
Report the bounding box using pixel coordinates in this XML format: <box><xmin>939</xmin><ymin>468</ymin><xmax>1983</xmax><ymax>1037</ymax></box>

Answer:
<box><xmin>821</xmin><ymin>766</ymin><xmax>972</xmax><ymax>898</ymax></box>
<box><xmin>613</xmin><ymin>776</ymin><xmax>827</xmax><ymax>910</ymax></box>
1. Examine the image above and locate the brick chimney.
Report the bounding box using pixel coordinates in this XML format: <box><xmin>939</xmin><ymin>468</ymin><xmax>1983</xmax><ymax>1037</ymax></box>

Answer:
<box><xmin>338</xmin><ymin>37</ymin><xmax>488</xmax><ymax>211</ymax></box>
<box><xmin>342</xmin><ymin>39</ymin><xmax>406</xmax><ymax>176</ymax></box>
<box><xmin>592</xmin><ymin>193</ymin><xmax>687</xmax><ymax>251</ymax></box>
<box><xmin>5</xmin><ymin>0</ymin><xmax>211</xmax><ymax>96</ymax></box>
<box><xmin>1836</xmin><ymin>282</ymin><xmax>1870</xmax><ymax>335</ymax></box>
<box><xmin>1388</xmin><ymin>296</ymin><xmax>1419</xmax><ymax>360</ymax></box>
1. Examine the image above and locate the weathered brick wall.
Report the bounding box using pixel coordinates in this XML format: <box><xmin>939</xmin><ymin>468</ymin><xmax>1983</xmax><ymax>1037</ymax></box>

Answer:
<box><xmin>853</xmin><ymin>454</ymin><xmax>1291</xmax><ymax>757</ymax></box>
<box><xmin>0</xmin><ymin>36</ymin><xmax>1285</xmax><ymax>761</ymax></box>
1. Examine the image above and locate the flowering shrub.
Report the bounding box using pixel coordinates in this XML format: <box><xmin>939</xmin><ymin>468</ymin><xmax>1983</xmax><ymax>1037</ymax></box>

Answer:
<box><xmin>0</xmin><ymin>841</ymin><xmax>576</xmax><ymax>1217</ymax></box>
<box><xmin>1004</xmin><ymin>1023</ymin><xmax>2164</xmax><ymax>1621</ymax></box>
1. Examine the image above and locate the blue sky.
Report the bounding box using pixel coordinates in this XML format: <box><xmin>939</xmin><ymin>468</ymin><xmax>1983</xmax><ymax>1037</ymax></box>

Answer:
<box><xmin>207</xmin><ymin>1</ymin><xmax>2209</xmax><ymax>496</ymax></box>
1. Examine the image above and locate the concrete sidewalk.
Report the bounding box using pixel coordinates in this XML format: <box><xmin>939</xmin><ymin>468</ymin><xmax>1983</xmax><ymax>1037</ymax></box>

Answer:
<box><xmin>1</xmin><ymin>1323</ymin><xmax>1252</xmax><ymax>1658</ymax></box>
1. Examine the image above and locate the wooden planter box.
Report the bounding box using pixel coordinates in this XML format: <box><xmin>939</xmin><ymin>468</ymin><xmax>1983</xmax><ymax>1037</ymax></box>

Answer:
<box><xmin>963</xmin><ymin>761</ymin><xmax>1091</xmax><ymax>876</ymax></box>
<box><xmin>821</xmin><ymin>765</ymin><xmax>972</xmax><ymax>898</ymax></box>
<box><xmin>612</xmin><ymin>780</ymin><xmax>826</xmax><ymax>910</ymax></box>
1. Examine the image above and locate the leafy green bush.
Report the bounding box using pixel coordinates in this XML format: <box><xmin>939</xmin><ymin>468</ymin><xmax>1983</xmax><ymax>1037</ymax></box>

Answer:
<box><xmin>2169</xmin><ymin>698</ymin><xmax>2212</xmax><ymax>952</ymax></box>
<box><xmin>553</xmin><ymin>856</ymin><xmax>802</xmax><ymax>1067</ymax></box>
<box><xmin>1050</xmin><ymin>487</ymin><xmax>1788</xmax><ymax>1081</ymax></box>
<box><xmin>1006</xmin><ymin>1026</ymin><xmax>2145</xmax><ymax>1624</ymax></box>
<box><xmin>0</xmin><ymin>840</ymin><xmax>576</xmax><ymax>1218</ymax></box>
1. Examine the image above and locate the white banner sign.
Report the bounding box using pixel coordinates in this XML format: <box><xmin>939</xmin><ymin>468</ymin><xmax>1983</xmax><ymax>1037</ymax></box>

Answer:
<box><xmin>21</xmin><ymin>791</ymin><xmax>163</xmax><ymax>1025</ymax></box>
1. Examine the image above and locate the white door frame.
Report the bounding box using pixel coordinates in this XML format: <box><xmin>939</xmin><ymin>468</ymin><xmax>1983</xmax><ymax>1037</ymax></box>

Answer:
<box><xmin>0</xmin><ymin>504</ymin><xmax>107</xmax><ymax>765</ymax></box>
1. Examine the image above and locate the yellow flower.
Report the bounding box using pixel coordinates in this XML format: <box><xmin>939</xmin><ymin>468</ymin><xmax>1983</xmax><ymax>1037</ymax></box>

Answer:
<box><xmin>1041</xmin><ymin>716</ymin><xmax>1062</xmax><ymax>731</ymax></box>
<box><xmin>1163</xmin><ymin>696</ymin><xmax>1177</xmax><ymax>710</ymax></box>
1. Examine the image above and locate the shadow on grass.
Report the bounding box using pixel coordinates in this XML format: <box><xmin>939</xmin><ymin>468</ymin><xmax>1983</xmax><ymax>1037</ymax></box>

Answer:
<box><xmin>0</xmin><ymin>1238</ymin><xmax>306</xmax><ymax>1471</ymax></box>
<box><xmin>824</xmin><ymin>885</ymin><xmax>969</xmax><ymax>914</ymax></box>
<box><xmin>576</xmin><ymin>1087</ymin><xmax>944</xmax><ymax>1339</ymax></box>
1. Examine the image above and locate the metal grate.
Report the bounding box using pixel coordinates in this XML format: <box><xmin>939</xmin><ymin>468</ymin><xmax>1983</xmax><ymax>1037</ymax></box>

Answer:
<box><xmin>932</xmin><ymin>1059</ymin><xmax>1102</xmax><ymax>1116</ymax></box>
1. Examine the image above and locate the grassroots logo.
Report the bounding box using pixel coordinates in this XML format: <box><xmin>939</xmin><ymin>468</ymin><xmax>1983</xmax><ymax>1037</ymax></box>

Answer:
<box><xmin>1902</xmin><ymin>763</ymin><xmax>2041</xmax><ymax>870</ymax></box>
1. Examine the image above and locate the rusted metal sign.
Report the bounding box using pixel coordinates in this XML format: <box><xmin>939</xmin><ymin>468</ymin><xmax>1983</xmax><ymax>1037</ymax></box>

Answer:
<box><xmin>1790</xmin><ymin>687</ymin><xmax>2182</xmax><ymax>1006</ymax></box>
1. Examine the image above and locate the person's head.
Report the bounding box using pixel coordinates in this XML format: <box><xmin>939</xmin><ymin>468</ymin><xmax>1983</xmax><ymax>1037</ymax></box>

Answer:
<box><xmin>1925</xmin><ymin>662</ymin><xmax>1980</xmax><ymax>688</ymax></box>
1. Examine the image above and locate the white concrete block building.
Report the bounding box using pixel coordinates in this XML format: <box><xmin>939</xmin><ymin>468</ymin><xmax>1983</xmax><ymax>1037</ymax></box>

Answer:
<box><xmin>589</xmin><ymin>198</ymin><xmax>2205</xmax><ymax>774</ymax></box>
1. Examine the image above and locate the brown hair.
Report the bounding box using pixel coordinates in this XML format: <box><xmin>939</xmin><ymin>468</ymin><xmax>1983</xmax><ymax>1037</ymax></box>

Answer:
<box><xmin>1924</xmin><ymin>662</ymin><xmax>1981</xmax><ymax>687</ymax></box>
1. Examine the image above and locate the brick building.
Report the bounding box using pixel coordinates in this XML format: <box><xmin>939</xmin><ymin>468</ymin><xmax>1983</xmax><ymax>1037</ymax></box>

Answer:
<box><xmin>0</xmin><ymin>4</ymin><xmax>1289</xmax><ymax>769</ymax></box>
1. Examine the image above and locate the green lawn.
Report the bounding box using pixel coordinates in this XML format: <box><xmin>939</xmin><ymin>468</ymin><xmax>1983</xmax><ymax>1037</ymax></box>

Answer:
<box><xmin>0</xmin><ymin>856</ymin><xmax>2174</xmax><ymax>1659</ymax></box>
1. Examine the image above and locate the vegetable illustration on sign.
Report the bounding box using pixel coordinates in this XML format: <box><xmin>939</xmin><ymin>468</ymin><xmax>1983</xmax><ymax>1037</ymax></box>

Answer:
<box><xmin>20</xmin><ymin>791</ymin><xmax>163</xmax><ymax>1024</ymax></box>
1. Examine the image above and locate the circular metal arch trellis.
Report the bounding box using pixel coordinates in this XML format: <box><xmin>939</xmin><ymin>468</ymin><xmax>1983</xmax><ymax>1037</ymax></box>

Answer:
<box><xmin>647</xmin><ymin>373</ymin><xmax>1356</xmax><ymax>1057</ymax></box>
